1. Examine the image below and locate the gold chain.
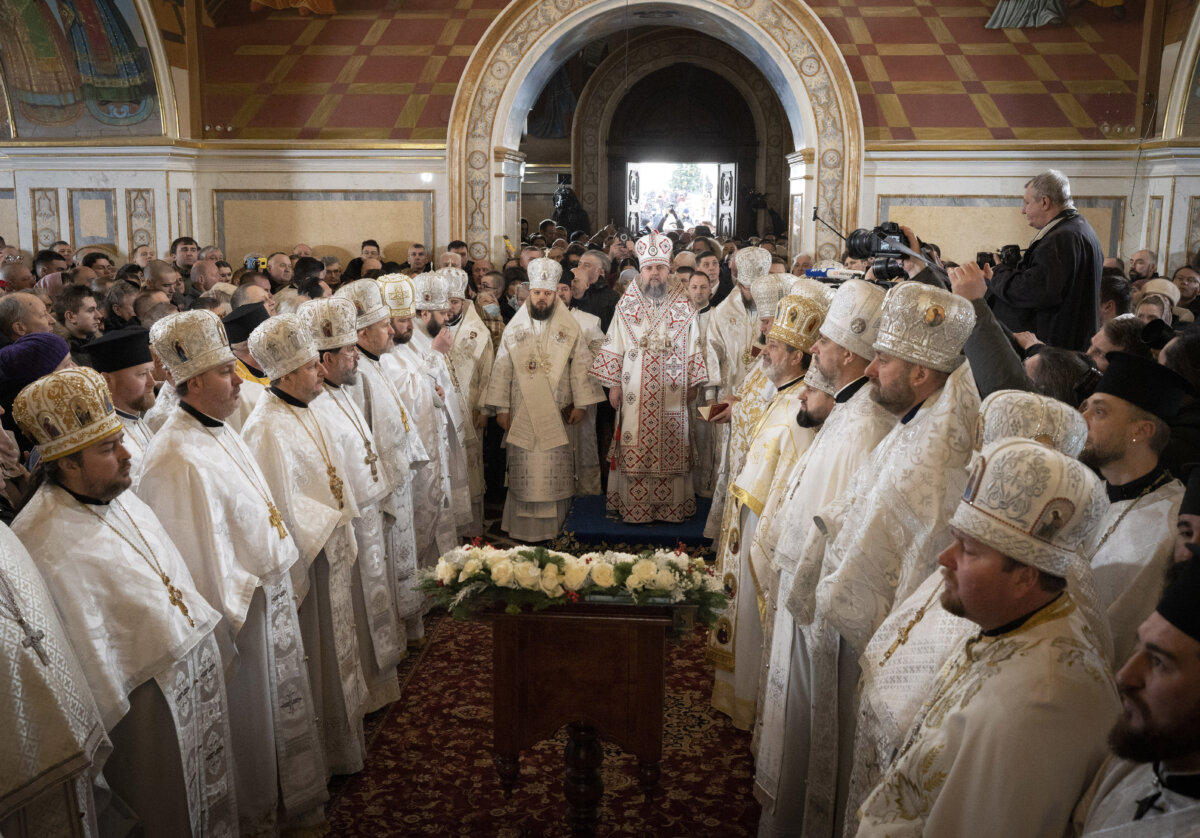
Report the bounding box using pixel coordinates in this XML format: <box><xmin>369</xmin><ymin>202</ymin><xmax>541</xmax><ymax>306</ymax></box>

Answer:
<box><xmin>363</xmin><ymin>356</ymin><xmax>410</xmax><ymax>432</ymax></box>
<box><xmin>198</xmin><ymin>424</ymin><xmax>289</xmax><ymax>540</ymax></box>
<box><xmin>879</xmin><ymin>579</ymin><xmax>944</xmax><ymax>666</ymax></box>
<box><xmin>324</xmin><ymin>384</ymin><xmax>380</xmax><ymax>482</ymax></box>
<box><xmin>278</xmin><ymin>396</ymin><xmax>345</xmax><ymax>510</ymax></box>
<box><xmin>81</xmin><ymin>498</ymin><xmax>195</xmax><ymax>627</ymax></box>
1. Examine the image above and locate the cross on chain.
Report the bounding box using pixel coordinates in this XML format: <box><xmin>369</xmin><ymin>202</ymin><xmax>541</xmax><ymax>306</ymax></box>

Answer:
<box><xmin>19</xmin><ymin>618</ymin><xmax>49</xmax><ymax>666</ymax></box>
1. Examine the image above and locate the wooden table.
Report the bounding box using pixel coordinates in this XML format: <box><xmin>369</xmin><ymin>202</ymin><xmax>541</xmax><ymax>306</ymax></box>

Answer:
<box><xmin>491</xmin><ymin>603</ymin><xmax>675</xmax><ymax>837</ymax></box>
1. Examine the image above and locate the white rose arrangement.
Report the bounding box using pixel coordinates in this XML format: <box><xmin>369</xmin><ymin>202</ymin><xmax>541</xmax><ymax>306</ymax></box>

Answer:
<box><xmin>419</xmin><ymin>544</ymin><xmax>726</xmax><ymax>625</ymax></box>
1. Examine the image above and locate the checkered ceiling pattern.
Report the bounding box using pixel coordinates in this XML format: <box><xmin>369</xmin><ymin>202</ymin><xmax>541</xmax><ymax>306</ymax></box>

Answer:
<box><xmin>198</xmin><ymin>0</ymin><xmax>1142</xmax><ymax>142</ymax></box>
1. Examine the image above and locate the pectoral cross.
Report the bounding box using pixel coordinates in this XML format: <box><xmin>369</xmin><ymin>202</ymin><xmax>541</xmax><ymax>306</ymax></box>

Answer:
<box><xmin>18</xmin><ymin>618</ymin><xmax>49</xmax><ymax>666</ymax></box>
<box><xmin>268</xmin><ymin>502</ymin><xmax>288</xmax><ymax>540</ymax></box>
<box><xmin>161</xmin><ymin>574</ymin><xmax>195</xmax><ymax>627</ymax></box>
<box><xmin>363</xmin><ymin>442</ymin><xmax>380</xmax><ymax>481</ymax></box>
<box><xmin>398</xmin><ymin>406</ymin><xmax>410</xmax><ymax>432</ymax></box>
<box><xmin>327</xmin><ymin>464</ymin><xmax>345</xmax><ymax>510</ymax></box>
<box><xmin>880</xmin><ymin>622</ymin><xmax>914</xmax><ymax>666</ymax></box>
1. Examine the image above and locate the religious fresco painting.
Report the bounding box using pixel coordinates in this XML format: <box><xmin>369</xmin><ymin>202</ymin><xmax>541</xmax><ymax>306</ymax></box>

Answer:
<box><xmin>0</xmin><ymin>0</ymin><xmax>161</xmax><ymax>139</ymax></box>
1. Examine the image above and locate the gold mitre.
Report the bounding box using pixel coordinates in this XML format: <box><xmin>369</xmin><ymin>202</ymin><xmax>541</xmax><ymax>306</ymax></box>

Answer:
<box><xmin>439</xmin><ymin>266</ymin><xmax>470</xmax><ymax>299</ymax></box>
<box><xmin>150</xmin><ymin>310</ymin><xmax>235</xmax><ymax>384</ymax></box>
<box><xmin>248</xmin><ymin>313</ymin><xmax>318</xmax><ymax>381</ymax></box>
<box><xmin>334</xmin><ymin>279</ymin><xmax>389</xmax><ymax>329</ymax></box>
<box><xmin>299</xmin><ymin>297</ymin><xmax>358</xmax><ymax>351</ymax></box>
<box><xmin>527</xmin><ymin>257</ymin><xmax>562</xmax><ymax>291</ymax></box>
<box><xmin>767</xmin><ymin>293</ymin><xmax>827</xmax><ymax>353</ymax></box>
<box><xmin>14</xmin><ymin>366</ymin><xmax>123</xmax><ymax>462</ymax></box>
<box><xmin>378</xmin><ymin>273</ymin><xmax>416</xmax><ymax>318</ymax></box>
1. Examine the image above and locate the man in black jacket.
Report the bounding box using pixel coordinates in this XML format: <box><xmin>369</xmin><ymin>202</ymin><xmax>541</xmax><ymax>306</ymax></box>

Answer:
<box><xmin>987</xmin><ymin>170</ymin><xmax>1102</xmax><ymax>352</ymax></box>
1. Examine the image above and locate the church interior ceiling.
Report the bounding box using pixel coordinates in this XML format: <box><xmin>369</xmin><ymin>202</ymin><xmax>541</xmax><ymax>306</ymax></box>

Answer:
<box><xmin>0</xmin><ymin>0</ymin><xmax>1189</xmax><ymax>143</ymax></box>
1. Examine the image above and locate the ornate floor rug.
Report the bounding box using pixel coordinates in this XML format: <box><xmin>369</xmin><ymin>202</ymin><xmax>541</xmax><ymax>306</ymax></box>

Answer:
<box><xmin>322</xmin><ymin>612</ymin><xmax>759</xmax><ymax>836</ymax></box>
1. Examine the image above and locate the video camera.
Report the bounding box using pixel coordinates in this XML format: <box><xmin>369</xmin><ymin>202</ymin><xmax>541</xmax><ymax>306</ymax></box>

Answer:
<box><xmin>976</xmin><ymin>245</ymin><xmax>1022</xmax><ymax>270</ymax></box>
<box><xmin>846</xmin><ymin>221</ymin><xmax>915</xmax><ymax>281</ymax></box>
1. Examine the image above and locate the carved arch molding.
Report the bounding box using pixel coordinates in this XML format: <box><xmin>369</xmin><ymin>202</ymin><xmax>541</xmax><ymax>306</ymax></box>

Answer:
<box><xmin>572</xmin><ymin>31</ymin><xmax>790</xmax><ymax>236</ymax></box>
<box><xmin>448</xmin><ymin>0</ymin><xmax>862</xmax><ymax>262</ymax></box>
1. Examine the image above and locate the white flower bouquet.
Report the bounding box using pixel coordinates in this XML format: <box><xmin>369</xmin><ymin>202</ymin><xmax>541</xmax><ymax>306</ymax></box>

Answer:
<box><xmin>418</xmin><ymin>542</ymin><xmax>727</xmax><ymax>626</ymax></box>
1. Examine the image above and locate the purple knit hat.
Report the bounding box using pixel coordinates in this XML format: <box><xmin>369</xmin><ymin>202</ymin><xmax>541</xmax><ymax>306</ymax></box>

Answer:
<box><xmin>0</xmin><ymin>333</ymin><xmax>72</xmax><ymax>389</ymax></box>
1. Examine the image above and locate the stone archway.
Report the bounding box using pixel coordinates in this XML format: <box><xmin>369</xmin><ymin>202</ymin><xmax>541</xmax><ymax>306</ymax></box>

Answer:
<box><xmin>572</xmin><ymin>31</ymin><xmax>791</xmax><ymax>237</ymax></box>
<box><xmin>447</xmin><ymin>0</ymin><xmax>862</xmax><ymax>261</ymax></box>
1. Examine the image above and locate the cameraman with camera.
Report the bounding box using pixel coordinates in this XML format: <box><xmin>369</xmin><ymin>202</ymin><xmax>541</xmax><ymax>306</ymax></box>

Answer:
<box><xmin>984</xmin><ymin>170</ymin><xmax>1103</xmax><ymax>352</ymax></box>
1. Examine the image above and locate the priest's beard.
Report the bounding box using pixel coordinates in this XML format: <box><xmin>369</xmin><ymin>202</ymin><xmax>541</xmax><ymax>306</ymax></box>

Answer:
<box><xmin>448</xmin><ymin>312</ymin><xmax>463</xmax><ymax>327</ymax></box>
<box><xmin>530</xmin><ymin>299</ymin><xmax>555</xmax><ymax>321</ymax></box>
<box><xmin>641</xmin><ymin>278</ymin><xmax>668</xmax><ymax>302</ymax></box>
<box><xmin>1109</xmin><ymin>684</ymin><xmax>1200</xmax><ymax>764</ymax></box>
<box><xmin>870</xmin><ymin>370</ymin><xmax>917</xmax><ymax>416</ymax></box>
<box><xmin>796</xmin><ymin>408</ymin><xmax>823</xmax><ymax>429</ymax></box>
<box><xmin>393</xmin><ymin>331</ymin><xmax>412</xmax><ymax>345</ymax></box>
<box><xmin>425</xmin><ymin>317</ymin><xmax>444</xmax><ymax>338</ymax></box>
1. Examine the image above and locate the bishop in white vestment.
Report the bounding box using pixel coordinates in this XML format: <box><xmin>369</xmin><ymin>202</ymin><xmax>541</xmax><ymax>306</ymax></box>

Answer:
<box><xmin>752</xmin><ymin>279</ymin><xmax>894</xmax><ymax>832</ymax></box>
<box><xmin>0</xmin><ymin>522</ymin><xmax>111</xmax><ymax>838</ymax></box>
<box><xmin>857</xmin><ymin>439</ymin><xmax>1119</xmax><ymax>838</ymax></box>
<box><xmin>139</xmin><ymin>309</ymin><xmax>328</xmax><ymax>831</ymax></box>
<box><xmin>301</xmin><ymin>297</ymin><xmax>404</xmax><ymax>715</ymax></box>
<box><xmin>487</xmin><ymin>258</ymin><xmax>603</xmax><ymax>541</ymax></box>
<box><xmin>444</xmin><ymin>266</ymin><xmax>494</xmax><ymax>533</ymax></box>
<box><xmin>590</xmin><ymin>232</ymin><xmax>707</xmax><ymax>524</ymax></box>
<box><xmin>12</xmin><ymin>367</ymin><xmax>237</xmax><ymax>837</ymax></box>
<box><xmin>709</xmin><ymin>290</ymin><xmax>824</xmax><ymax>730</ymax></box>
<box><xmin>787</xmin><ymin>283</ymin><xmax>979</xmax><ymax>838</ymax></box>
<box><xmin>344</xmin><ymin>276</ymin><xmax>429</xmax><ymax>646</ymax></box>
<box><xmin>242</xmin><ymin>315</ymin><xmax>369</xmax><ymax>777</ymax></box>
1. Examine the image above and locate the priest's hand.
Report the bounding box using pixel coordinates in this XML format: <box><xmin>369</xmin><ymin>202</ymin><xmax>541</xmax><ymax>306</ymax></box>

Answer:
<box><xmin>949</xmin><ymin>262</ymin><xmax>989</xmax><ymax>301</ymax></box>
<box><xmin>434</xmin><ymin>383</ymin><xmax>445</xmax><ymax>400</ymax></box>
<box><xmin>473</xmin><ymin>411</ymin><xmax>487</xmax><ymax>430</ymax></box>
<box><xmin>497</xmin><ymin>412</ymin><xmax>510</xmax><ymax>431</ymax></box>
<box><xmin>432</xmin><ymin>328</ymin><xmax>453</xmax><ymax>354</ymax></box>
<box><xmin>609</xmin><ymin>386</ymin><xmax>622</xmax><ymax>409</ymax></box>
<box><xmin>566</xmin><ymin>407</ymin><xmax>585</xmax><ymax>425</ymax></box>
<box><xmin>707</xmin><ymin>401</ymin><xmax>732</xmax><ymax>423</ymax></box>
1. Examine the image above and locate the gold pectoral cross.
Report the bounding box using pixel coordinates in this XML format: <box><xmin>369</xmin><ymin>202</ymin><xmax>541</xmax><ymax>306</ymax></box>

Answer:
<box><xmin>327</xmin><ymin>464</ymin><xmax>345</xmax><ymax>510</ymax></box>
<box><xmin>364</xmin><ymin>443</ymin><xmax>379</xmax><ymax>481</ymax></box>
<box><xmin>268</xmin><ymin>502</ymin><xmax>288</xmax><ymax>540</ymax></box>
<box><xmin>398</xmin><ymin>406</ymin><xmax>410</xmax><ymax>432</ymax></box>
<box><xmin>162</xmin><ymin>574</ymin><xmax>195</xmax><ymax>627</ymax></box>
<box><xmin>742</xmin><ymin>348</ymin><xmax>754</xmax><ymax>367</ymax></box>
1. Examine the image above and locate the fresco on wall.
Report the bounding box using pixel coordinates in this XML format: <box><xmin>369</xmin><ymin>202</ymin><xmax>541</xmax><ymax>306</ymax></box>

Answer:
<box><xmin>0</xmin><ymin>0</ymin><xmax>161</xmax><ymax>138</ymax></box>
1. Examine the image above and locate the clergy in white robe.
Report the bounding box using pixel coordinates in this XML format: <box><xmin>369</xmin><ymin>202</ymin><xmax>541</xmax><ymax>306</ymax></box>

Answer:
<box><xmin>443</xmin><ymin>267</ymin><xmax>494</xmax><ymax>534</ymax></box>
<box><xmin>141</xmin><ymin>378</ymin><xmax>178</xmax><ymax>432</ymax></box>
<box><xmin>857</xmin><ymin>439</ymin><xmax>1120</xmax><ymax>838</ymax></box>
<box><xmin>709</xmin><ymin>290</ymin><xmax>824</xmax><ymax>730</ymax></box>
<box><xmin>486</xmin><ymin>259</ymin><xmax>603</xmax><ymax>541</ymax></box>
<box><xmin>0</xmin><ymin>522</ymin><xmax>111</xmax><ymax>838</ymax></box>
<box><xmin>300</xmin><ymin>296</ymin><xmax>404</xmax><ymax>714</ymax></box>
<box><xmin>703</xmin><ymin>248</ymin><xmax>767</xmax><ymax>538</ymax></box>
<box><xmin>222</xmin><ymin>301</ymin><xmax>273</xmax><ymax>432</ymax></box>
<box><xmin>340</xmin><ymin>277</ymin><xmax>429</xmax><ymax>648</ymax></box>
<box><xmin>12</xmin><ymin>366</ymin><xmax>237</xmax><ymax>837</ymax></box>
<box><xmin>86</xmin><ymin>326</ymin><xmax>156</xmax><ymax>476</ymax></box>
<box><xmin>590</xmin><ymin>232</ymin><xmax>707</xmax><ymax>524</ymax></box>
<box><xmin>380</xmin><ymin>276</ymin><xmax>459</xmax><ymax>566</ymax></box>
<box><xmin>1073</xmin><ymin>545</ymin><xmax>1200</xmax><ymax>836</ymax></box>
<box><xmin>787</xmin><ymin>282</ymin><xmax>979</xmax><ymax>838</ymax></box>
<box><xmin>752</xmin><ymin>279</ymin><xmax>894</xmax><ymax>833</ymax></box>
<box><xmin>561</xmin><ymin>280</ymin><xmax>605</xmax><ymax>496</ymax></box>
<box><xmin>850</xmin><ymin>391</ymin><xmax>1110</xmax><ymax>833</ymax></box>
<box><xmin>1079</xmin><ymin>351</ymin><xmax>1192</xmax><ymax>665</ymax></box>
<box><xmin>138</xmin><ymin>309</ymin><xmax>328</xmax><ymax>831</ymax></box>
<box><xmin>242</xmin><ymin>315</ymin><xmax>369</xmax><ymax>777</ymax></box>
<box><xmin>412</xmin><ymin>271</ymin><xmax>474</xmax><ymax>534</ymax></box>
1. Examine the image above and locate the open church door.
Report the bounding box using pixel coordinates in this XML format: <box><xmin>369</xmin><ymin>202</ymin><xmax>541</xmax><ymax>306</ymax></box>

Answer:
<box><xmin>717</xmin><ymin>163</ymin><xmax>736</xmax><ymax>238</ymax></box>
<box><xmin>625</xmin><ymin>163</ymin><xmax>641</xmax><ymax>233</ymax></box>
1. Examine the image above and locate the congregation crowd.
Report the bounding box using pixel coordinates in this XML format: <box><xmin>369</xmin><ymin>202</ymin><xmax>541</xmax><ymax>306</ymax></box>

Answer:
<box><xmin>0</xmin><ymin>168</ymin><xmax>1198</xmax><ymax>837</ymax></box>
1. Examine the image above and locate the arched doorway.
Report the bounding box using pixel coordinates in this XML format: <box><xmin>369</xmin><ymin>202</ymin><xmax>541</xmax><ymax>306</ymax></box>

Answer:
<box><xmin>603</xmin><ymin>64</ymin><xmax>758</xmax><ymax>237</ymax></box>
<box><xmin>571</xmin><ymin>30</ymin><xmax>793</xmax><ymax>241</ymax></box>
<box><xmin>447</xmin><ymin>0</ymin><xmax>861</xmax><ymax>261</ymax></box>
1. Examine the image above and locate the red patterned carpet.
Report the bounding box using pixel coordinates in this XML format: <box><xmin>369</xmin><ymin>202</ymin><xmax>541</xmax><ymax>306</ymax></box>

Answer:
<box><xmin>322</xmin><ymin>613</ymin><xmax>760</xmax><ymax>836</ymax></box>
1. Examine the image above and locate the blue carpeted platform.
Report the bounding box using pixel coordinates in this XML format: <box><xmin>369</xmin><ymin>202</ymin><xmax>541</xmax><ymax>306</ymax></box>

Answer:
<box><xmin>558</xmin><ymin>494</ymin><xmax>713</xmax><ymax>552</ymax></box>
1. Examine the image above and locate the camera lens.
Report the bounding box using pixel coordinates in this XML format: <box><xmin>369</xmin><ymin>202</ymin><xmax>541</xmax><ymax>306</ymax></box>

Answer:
<box><xmin>846</xmin><ymin>228</ymin><xmax>878</xmax><ymax>261</ymax></box>
<box><xmin>872</xmin><ymin>257</ymin><xmax>908</xmax><ymax>281</ymax></box>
